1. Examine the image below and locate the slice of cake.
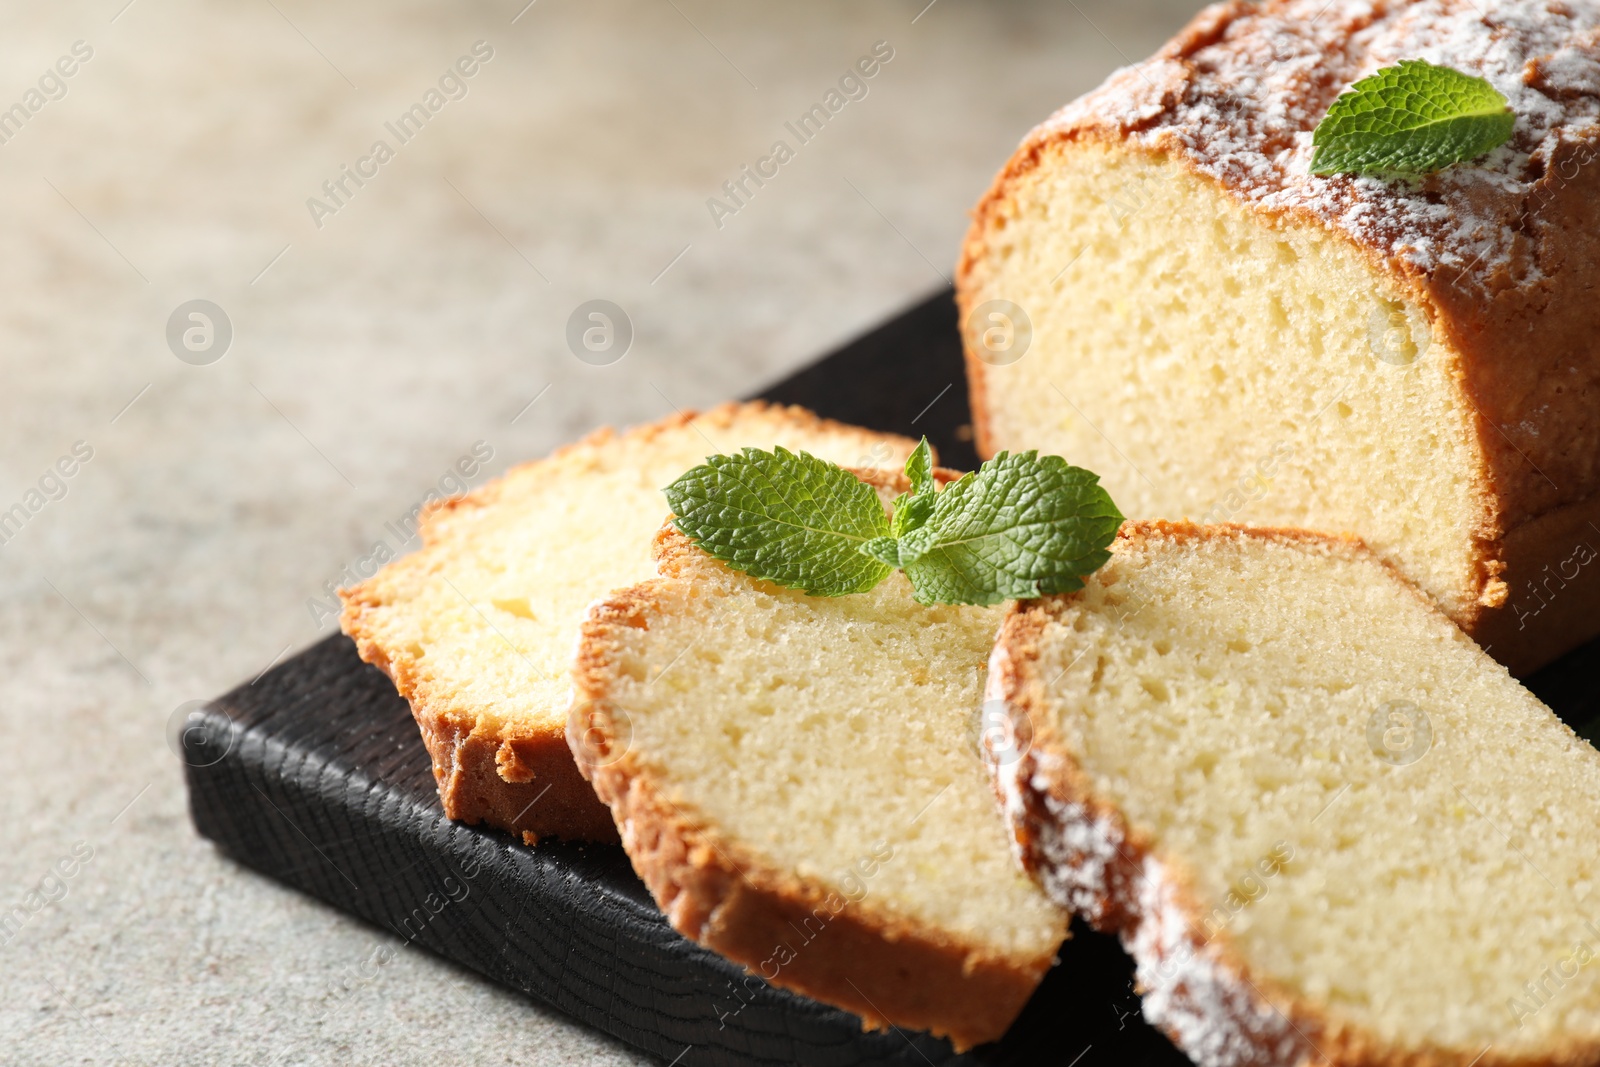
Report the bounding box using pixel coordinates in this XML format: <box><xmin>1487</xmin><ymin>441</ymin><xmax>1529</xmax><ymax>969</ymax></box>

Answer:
<box><xmin>339</xmin><ymin>403</ymin><xmax>914</xmax><ymax>843</ymax></box>
<box><xmin>987</xmin><ymin>520</ymin><xmax>1600</xmax><ymax>1066</ymax></box>
<box><xmin>569</xmin><ymin>469</ymin><xmax>1068</xmax><ymax>1051</ymax></box>
<box><xmin>956</xmin><ymin>0</ymin><xmax>1600</xmax><ymax>674</ymax></box>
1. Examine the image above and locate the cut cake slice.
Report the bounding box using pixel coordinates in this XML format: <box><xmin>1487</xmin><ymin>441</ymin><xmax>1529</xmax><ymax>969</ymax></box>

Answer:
<box><xmin>987</xmin><ymin>520</ymin><xmax>1600</xmax><ymax>1067</ymax></box>
<box><xmin>568</xmin><ymin>468</ymin><xmax>1069</xmax><ymax>1050</ymax></box>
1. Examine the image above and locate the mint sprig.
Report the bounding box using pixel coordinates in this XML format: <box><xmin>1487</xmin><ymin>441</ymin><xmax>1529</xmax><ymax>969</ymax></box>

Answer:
<box><xmin>664</xmin><ymin>439</ymin><xmax>1123</xmax><ymax>606</ymax></box>
<box><xmin>1310</xmin><ymin>60</ymin><xmax>1514</xmax><ymax>177</ymax></box>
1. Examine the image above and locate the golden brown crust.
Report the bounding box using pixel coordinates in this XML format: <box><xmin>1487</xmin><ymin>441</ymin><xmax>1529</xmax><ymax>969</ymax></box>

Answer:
<box><xmin>1469</xmin><ymin>481</ymin><xmax>1600</xmax><ymax>677</ymax></box>
<box><xmin>989</xmin><ymin>520</ymin><xmax>1600</xmax><ymax>1067</ymax></box>
<box><xmin>567</xmin><ymin>467</ymin><xmax>1059</xmax><ymax>1051</ymax></box>
<box><xmin>339</xmin><ymin>585</ymin><xmax>621</xmax><ymax>844</ymax></box>
<box><xmin>339</xmin><ymin>402</ymin><xmax>918</xmax><ymax>844</ymax></box>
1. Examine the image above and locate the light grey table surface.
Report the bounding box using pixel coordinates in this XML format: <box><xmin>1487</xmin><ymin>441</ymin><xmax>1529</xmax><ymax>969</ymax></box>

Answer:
<box><xmin>0</xmin><ymin>1</ymin><xmax>1198</xmax><ymax>1063</ymax></box>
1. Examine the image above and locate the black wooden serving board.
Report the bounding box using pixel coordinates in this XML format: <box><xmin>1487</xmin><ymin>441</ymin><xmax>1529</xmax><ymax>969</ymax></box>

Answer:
<box><xmin>183</xmin><ymin>289</ymin><xmax>1600</xmax><ymax>1067</ymax></box>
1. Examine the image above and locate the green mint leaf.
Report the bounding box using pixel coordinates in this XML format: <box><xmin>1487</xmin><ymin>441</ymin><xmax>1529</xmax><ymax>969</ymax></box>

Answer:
<box><xmin>890</xmin><ymin>438</ymin><xmax>938</xmax><ymax>539</ymax></box>
<box><xmin>664</xmin><ymin>446</ymin><xmax>892</xmax><ymax>597</ymax></box>
<box><xmin>1310</xmin><ymin>60</ymin><xmax>1514</xmax><ymax>176</ymax></box>
<box><xmin>894</xmin><ymin>521</ymin><xmax>940</xmax><ymax>567</ymax></box>
<box><xmin>890</xmin><ymin>490</ymin><xmax>936</xmax><ymax>539</ymax></box>
<box><xmin>896</xmin><ymin>452</ymin><xmax>1124</xmax><ymax>606</ymax></box>
<box><xmin>860</xmin><ymin>536</ymin><xmax>904</xmax><ymax>569</ymax></box>
<box><xmin>904</xmin><ymin>437</ymin><xmax>935</xmax><ymax>497</ymax></box>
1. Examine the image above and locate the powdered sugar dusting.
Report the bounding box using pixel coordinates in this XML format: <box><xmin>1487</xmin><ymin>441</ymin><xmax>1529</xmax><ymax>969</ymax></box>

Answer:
<box><xmin>1035</xmin><ymin>0</ymin><xmax>1600</xmax><ymax>290</ymax></box>
<box><xmin>984</xmin><ymin>643</ymin><xmax>1122</xmax><ymax>917</ymax></box>
<box><xmin>987</xmin><ymin>640</ymin><xmax>1317</xmax><ymax>1067</ymax></box>
<box><xmin>1026</xmin><ymin>765</ymin><xmax>1125</xmax><ymax>922</ymax></box>
<box><xmin>1131</xmin><ymin>857</ymin><xmax>1311</xmax><ymax>1067</ymax></box>
<box><xmin>996</xmin><ymin>745</ymin><xmax>1317</xmax><ymax>1067</ymax></box>
<box><xmin>981</xmin><ymin>644</ymin><xmax>1034</xmax><ymax>872</ymax></box>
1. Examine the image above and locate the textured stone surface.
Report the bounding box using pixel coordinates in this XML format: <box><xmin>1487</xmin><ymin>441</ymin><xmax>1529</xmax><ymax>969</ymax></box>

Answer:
<box><xmin>0</xmin><ymin>1</ymin><xmax>1195</xmax><ymax>1063</ymax></box>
